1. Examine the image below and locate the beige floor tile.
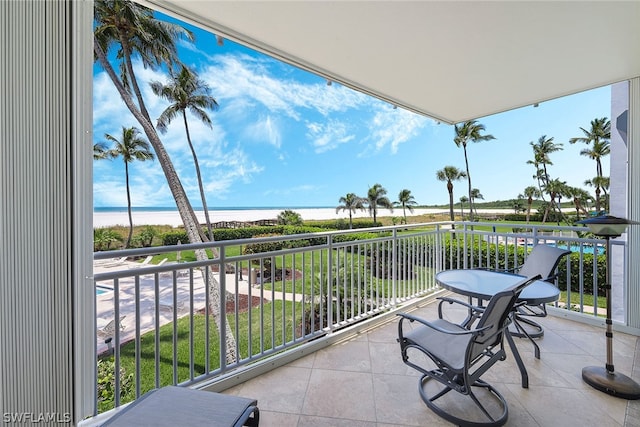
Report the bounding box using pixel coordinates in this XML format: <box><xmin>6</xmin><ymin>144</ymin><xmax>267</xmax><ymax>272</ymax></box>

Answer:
<box><xmin>302</xmin><ymin>369</ymin><xmax>377</xmax><ymax>422</ymax></box>
<box><xmin>312</xmin><ymin>340</ymin><xmax>371</xmax><ymax>372</ymax></box>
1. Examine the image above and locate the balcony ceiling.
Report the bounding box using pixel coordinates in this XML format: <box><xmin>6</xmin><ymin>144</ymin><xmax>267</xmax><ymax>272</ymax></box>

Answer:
<box><xmin>144</xmin><ymin>1</ymin><xmax>640</xmax><ymax>124</ymax></box>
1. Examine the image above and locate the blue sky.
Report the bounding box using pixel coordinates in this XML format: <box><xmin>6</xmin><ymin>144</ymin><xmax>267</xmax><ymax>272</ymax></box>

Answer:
<box><xmin>93</xmin><ymin>12</ymin><xmax>611</xmax><ymax>209</ymax></box>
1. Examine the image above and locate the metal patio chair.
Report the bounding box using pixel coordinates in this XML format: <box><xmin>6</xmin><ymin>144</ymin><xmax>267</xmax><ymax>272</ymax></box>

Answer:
<box><xmin>504</xmin><ymin>244</ymin><xmax>571</xmax><ymax>342</ymax></box>
<box><xmin>398</xmin><ymin>276</ymin><xmax>538</xmax><ymax>427</ymax></box>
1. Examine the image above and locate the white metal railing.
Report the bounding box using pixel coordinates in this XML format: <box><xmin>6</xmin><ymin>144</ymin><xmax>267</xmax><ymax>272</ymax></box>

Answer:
<box><xmin>92</xmin><ymin>220</ymin><xmax>613</xmax><ymax>415</ymax></box>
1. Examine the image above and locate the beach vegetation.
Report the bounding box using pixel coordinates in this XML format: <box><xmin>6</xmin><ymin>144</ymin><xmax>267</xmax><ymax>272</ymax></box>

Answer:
<box><xmin>94</xmin><ymin>0</ymin><xmax>238</xmax><ymax>361</ymax></box>
<box><xmin>394</xmin><ymin>189</ymin><xmax>417</xmax><ymax>225</ymax></box>
<box><xmin>336</xmin><ymin>193</ymin><xmax>367</xmax><ymax>229</ymax></box>
<box><xmin>94</xmin><ymin>228</ymin><xmax>123</xmax><ymax>251</ymax></box>
<box><xmin>436</xmin><ymin>165</ymin><xmax>467</xmax><ymax>223</ymax></box>
<box><xmin>96</xmin><ymin>358</ymin><xmax>134</xmax><ymax>413</ymax></box>
<box><xmin>366</xmin><ymin>183</ymin><xmax>393</xmax><ymax>223</ymax></box>
<box><xmin>102</xmin><ymin>126</ymin><xmax>155</xmax><ymax>248</ymax></box>
<box><xmin>151</xmin><ymin>65</ymin><xmax>218</xmax><ymax>240</ymax></box>
<box><xmin>276</xmin><ymin>209</ymin><xmax>304</xmax><ymax>226</ymax></box>
<box><xmin>453</xmin><ymin>120</ymin><xmax>495</xmax><ymax>221</ymax></box>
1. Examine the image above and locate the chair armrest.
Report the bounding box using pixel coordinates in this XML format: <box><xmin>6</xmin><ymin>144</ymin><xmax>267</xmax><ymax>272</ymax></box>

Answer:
<box><xmin>436</xmin><ymin>297</ymin><xmax>485</xmax><ymax>321</ymax></box>
<box><xmin>397</xmin><ymin>312</ymin><xmax>491</xmax><ymax>337</ymax></box>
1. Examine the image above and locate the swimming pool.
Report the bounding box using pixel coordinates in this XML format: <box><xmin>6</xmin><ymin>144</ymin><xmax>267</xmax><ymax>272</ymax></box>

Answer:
<box><xmin>96</xmin><ymin>286</ymin><xmax>112</xmax><ymax>295</ymax></box>
<box><xmin>557</xmin><ymin>244</ymin><xmax>602</xmax><ymax>255</ymax></box>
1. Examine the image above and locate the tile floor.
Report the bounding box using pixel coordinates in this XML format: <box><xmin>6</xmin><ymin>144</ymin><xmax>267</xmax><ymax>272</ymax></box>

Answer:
<box><xmin>224</xmin><ymin>299</ymin><xmax>640</xmax><ymax>426</ymax></box>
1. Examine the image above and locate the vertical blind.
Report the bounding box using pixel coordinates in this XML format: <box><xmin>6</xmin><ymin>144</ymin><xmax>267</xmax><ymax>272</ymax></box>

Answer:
<box><xmin>0</xmin><ymin>0</ymin><xmax>81</xmax><ymax>423</ymax></box>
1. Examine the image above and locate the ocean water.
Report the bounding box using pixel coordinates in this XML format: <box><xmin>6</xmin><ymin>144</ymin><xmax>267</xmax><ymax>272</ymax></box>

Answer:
<box><xmin>94</xmin><ymin>206</ymin><xmax>332</xmax><ymax>213</ymax></box>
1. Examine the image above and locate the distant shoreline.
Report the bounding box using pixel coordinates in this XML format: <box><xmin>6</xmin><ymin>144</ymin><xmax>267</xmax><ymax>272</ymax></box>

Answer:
<box><xmin>93</xmin><ymin>207</ymin><xmax>514</xmax><ymax>228</ymax></box>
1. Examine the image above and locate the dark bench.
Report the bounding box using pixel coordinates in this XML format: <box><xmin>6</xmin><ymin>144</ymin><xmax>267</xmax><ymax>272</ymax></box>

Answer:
<box><xmin>101</xmin><ymin>386</ymin><xmax>259</xmax><ymax>427</ymax></box>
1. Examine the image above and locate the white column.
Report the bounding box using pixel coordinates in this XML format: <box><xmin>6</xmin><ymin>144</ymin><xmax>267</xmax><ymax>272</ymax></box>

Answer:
<box><xmin>627</xmin><ymin>78</ymin><xmax>640</xmax><ymax>329</ymax></box>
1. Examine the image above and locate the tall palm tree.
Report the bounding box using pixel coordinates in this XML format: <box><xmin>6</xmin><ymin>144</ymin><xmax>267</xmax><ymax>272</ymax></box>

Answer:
<box><xmin>436</xmin><ymin>166</ymin><xmax>467</xmax><ymax>222</ymax></box>
<box><xmin>570</xmin><ymin>118</ymin><xmax>611</xmax><ymax>214</ymax></box>
<box><xmin>104</xmin><ymin>127</ymin><xmax>154</xmax><ymax>248</ymax></box>
<box><xmin>151</xmin><ymin>65</ymin><xmax>219</xmax><ymax>240</ymax></box>
<box><xmin>366</xmin><ymin>184</ymin><xmax>393</xmax><ymax>224</ymax></box>
<box><xmin>570</xmin><ymin>117</ymin><xmax>611</xmax><ymax>177</ymax></box>
<box><xmin>94</xmin><ymin>0</ymin><xmax>237</xmax><ymax>362</ymax></box>
<box><xmin>453</xmin><ymin>120</ymin><xmax>495</xmax><ymax>221</ymax></box>
<box><xmin>527</xmin><ymin>135</ymin><xmax>563</xmax><ymax>222</ymax></box>
<box><xmin>395</xmin><ymin>189</ymin><xmax>417</xmax><ymax>224</ymax></box>
<box><xmin>543</xmin><ymin>178</ymin><xmax>568</xmax><ymax>224</ymax></box>
<box><xmin>520</xmin><ymin>185</ymin><xmax>540</xmax><ymax>223</ymax></box>
<box><xmin>565</xmin><ymin>186</ymin><xmax>591</xmax><ymax>220</ymax></box>
<box><xmin>336</xmin><ymin>193</ymin><xmax>366</xmax><ymax>229</ymax></box>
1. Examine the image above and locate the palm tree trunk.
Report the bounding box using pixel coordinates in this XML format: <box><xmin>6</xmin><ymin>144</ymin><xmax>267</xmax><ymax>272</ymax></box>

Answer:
<box><xmin>95</xmin><ymin>41</ymin><xmax>237</xmax><ymax>363</ymax></box>
<box><xmin>463</xmin><ymin>146</ymin><xmax>474</xmax><ymax>221</ymax></box>
<box><xmin>124</xmin><ymin>162</ymin><xmax>133</xmax><ymax>248</ymax></box>
<box><xmin>183</xmin><ymin>111</ymin><xmax>213</xmax><ymax>240</ymax></box>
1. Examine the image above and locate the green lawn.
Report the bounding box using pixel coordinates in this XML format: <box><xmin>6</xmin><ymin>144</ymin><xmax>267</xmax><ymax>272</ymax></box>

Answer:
<box><xmin>98</xmin><ymin>299</ymin><xmax>305</xmax><ymax>413</ymax></box>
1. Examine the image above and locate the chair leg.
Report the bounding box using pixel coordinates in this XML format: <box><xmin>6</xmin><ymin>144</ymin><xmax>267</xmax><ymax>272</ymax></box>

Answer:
<box><xmin>512</xmin><ymin>316</ymin><xmax>541</xmax><ymax>359</ymax></box>
<box><xmin>418</xmin><ymin>374</ymin><xmax>508</xmax><ymax>427</ymax></box>
<box><xmin>505</xmin><ymin>331</ymin><xmax>529</xmax><ymax>389</ymax></box>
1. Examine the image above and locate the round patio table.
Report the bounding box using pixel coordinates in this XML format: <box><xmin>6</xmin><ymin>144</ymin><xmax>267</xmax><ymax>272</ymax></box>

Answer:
<box><xmin>435</xmin><ymin>268</ymin><xmax>561</xmax><ymax>388</ymax></box>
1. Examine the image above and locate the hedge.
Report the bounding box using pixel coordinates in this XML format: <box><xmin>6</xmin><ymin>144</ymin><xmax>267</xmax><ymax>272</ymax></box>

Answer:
<box><xmin>440</xmin><ymin>238</ymin><xmax>606</xmax><ymax>295</ymax></box>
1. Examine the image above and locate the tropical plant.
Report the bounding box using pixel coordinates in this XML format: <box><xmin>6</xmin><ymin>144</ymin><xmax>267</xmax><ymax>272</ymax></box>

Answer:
<box><xmin>336</xmin><ymin>193</ymin><xmax>366</xmax><ymax>229</ymax></box>
<box><xmin>151</xmin><ymin>65</ymin><xmax>219</xmax><ymax>240</ymax></box>
<box><xmin>94</xmin><ymin>228</ymin><xmax>123</xmax><ymax>251</ymax></box>
<box><xmin>94</xmin><ymin>0</ymin><xmax>237</xmax><ymax>362</ymax></box>
<box><xmin>104</xmin><ymin>127</ymin><xmax>154</xmax><ymax>248</ymax></box>
<box><xmin>570</xmin><ymin>118</ymin><xmax>611</xmax><ymax>213</ymax></box>
<box><xmin>453</xmin><ymin>120</ymin><xmax>495</xmax><ymax>221</ymax></box>
<box><xmin>469</xmin><ymin>188</ymin><xmax>484</xmax><ymax>217</ymax></box>
<box><xmin>93</xmin><ymin>142</ymin><xmax>109</xmax><ymax>160</ymax></box>
<box><xmin>520</xmin><ymin>186</ymin><xmax>541</xmax><ymax>223</ymax></box>
<box><xmin>565</xmin><ymin>186</ymin><xmax>591</xmax><ymax>220</ymax></box>
<box><xmin>459</xmin><ymin>196</ymin><xmax>468</xmax><ymax>218</ymax></box>
<box><xmin>527</xmin><ymin>135</ymin><xmax>563</xmax><ymax>223</ymax></box>
<box><xmin>436</xmin><ymin>166</ymin><xmax>467</xmax><ymax>222</ymax></box>
<box><xmin>277</xmin><ymin>210</ymin><xmax>303</xmax><ymax>226</ymax></box>
<box><xmin>394</xmin><ymin>189</ymin><xmax>417</xmax><ymax>224</ymax></box>
<box><xmin>365</xmin><ymin>184</ymin><xmax>393</xmax><ymax>224</ymax></box>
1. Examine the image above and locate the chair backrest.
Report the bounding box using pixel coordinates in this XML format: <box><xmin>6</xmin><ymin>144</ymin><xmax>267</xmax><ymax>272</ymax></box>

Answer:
<box><xmin>518</xmin><ymin>244</ymin><xmax>571</xmax><ymax>282</ymax></box>
<box><xmin>472</xmin><ymin>276</ymin><xmax>540</xmax><ymax>351</ymax></box>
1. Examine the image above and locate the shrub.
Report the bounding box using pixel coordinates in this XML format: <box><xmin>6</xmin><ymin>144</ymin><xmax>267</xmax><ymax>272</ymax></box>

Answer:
<box><xmin>161</xmin><ymin>230</ymin><xmax>189</xmax><ymax>246</ymax></box>
<box><xmin>97</xmin><ymin>358</ymin><xmax>134</xmax><ymax>413</ymax></box>
<box><xmin>94</xmin><ymin>228</ymin><xmax>123</xmax><ymax>251</ymax></box>
<box><xmin>277</xmin><ymin>209</ymin><xmax>303</xmax><ymax>225</ymax></box>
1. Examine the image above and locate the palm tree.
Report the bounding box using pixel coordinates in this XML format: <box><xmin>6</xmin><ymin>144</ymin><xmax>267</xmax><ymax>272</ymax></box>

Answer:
<box><xmin>336</xmin><ymin>193</ymin><xmax>366</xmax><ymax>229</ymax></box>
<box><xmin>570</xmin><ymin>117</ymin><xmax>611</xmax><ymax>177</ymax></box>
<box><xmin>395</xmin><ymin>189</ymin><xmax>417</xmax><ymax>224</ymax></box>
<box><xmin>436</xmin><ymin>166</ymin><xmax>467</xmax><ymax>222</ymax></box>
<box><xmin>453</xmin><ymin>120</ymin><xmax>495</xmax><ymax>221</ymax></box>
<box><xmin>527</xmin><ymin>135</ymin><xmax>563</xmax><ymax>220</ymax></box>
<box><xmin>521</xmin><ymin>186</ymin><xmax>540</xmax><ymax>223</ymax></box>
<box><xmin>94</xmin><ymin>0</ymin><xmax>237</xmax><ymax>362</ymax></box>
<box><xmin>93</xmin><ymin>142</ymin><xmax>109</xmax><ymax>160</ymax></box>
<box><xmin>366</xmin><ymin>184</ymin><xmax>393</xmax><ymax>224</ymax></box>
<box><xmin>459</xmin><ymin>196</ymin><xmax>468</xmax><ymax>219</ymax></box>
<box><xmin>104</xmin><ymin>127</ymin><xmax>154</xmax><ymax>248</ymax></box>
<box><xmin>469</xmin><ymin>188</ymin><xmax>484</xmax><ymax>217</ymax></box>
<box><xmin>151</xmin><ymin>65</ymin><xmax>219</xmax><ymax>240</ymax></box>
<box><xmin>565</xmin><ymin>186</ymin><xmax>591</xmax><ymax>220</ymax></box>
<box><xmin>585</xmin><ymin>176</ymin><xmax>610</xmax><ymax>213</ymax></box>
<box><xmin>543</xmin><ymin>178</ymin><xmax>568</xmax><ymax>224</ymax></box>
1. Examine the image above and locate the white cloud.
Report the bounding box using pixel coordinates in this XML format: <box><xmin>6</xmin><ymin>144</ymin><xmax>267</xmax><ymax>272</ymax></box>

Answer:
<box><xmin>200</xmin><ymin>54</ymin><xmax>370</xmax><ymax>120</ymax></box>
<box><xmin>366</xmin><ymin>105</ymin><xmax>430</xmax><ymax>154</ymax></box>
<box><xmin>306</xmin><ymin>120</ymin><xmax>356</xmax><ymax>153</ymax></box>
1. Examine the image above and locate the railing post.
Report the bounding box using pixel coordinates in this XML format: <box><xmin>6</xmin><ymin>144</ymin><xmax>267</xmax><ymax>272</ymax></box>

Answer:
<box><xmin>392</xmin><ymin>228</ymin><xmax>398</xmax><ymax>305</ymax></box>
<box><xmin>219</xmin><ymin>247</ymin><xmax>227</xmax><ymax>370</ymax></box>
<box><xmin>327</xmin><ymin>235</ymin><xmax>334</xmax><ymax>331</ymax></box>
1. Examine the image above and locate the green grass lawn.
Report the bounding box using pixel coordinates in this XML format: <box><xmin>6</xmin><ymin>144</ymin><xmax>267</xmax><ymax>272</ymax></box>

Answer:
<box><xmin>98</xmin><ymin>299</ymin><xmax>305</xmax><ymax>413</ymax></box>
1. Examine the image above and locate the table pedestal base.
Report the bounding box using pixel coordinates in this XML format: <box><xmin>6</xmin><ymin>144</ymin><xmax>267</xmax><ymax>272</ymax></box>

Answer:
<box><xmin>582</xmin><ymin>366</ymin><xmax>640</xmax><ymax>400</ymax></box>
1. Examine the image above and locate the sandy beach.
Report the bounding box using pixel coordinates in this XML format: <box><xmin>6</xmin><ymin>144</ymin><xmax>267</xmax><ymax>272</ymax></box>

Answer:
<box><xmin>93</xmin><ymin>207</ymin><xmax>516</xmax><ymax>228</ymax></box>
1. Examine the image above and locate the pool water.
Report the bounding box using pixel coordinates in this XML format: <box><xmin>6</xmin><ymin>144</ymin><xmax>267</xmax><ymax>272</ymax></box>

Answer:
<box><xmin>96</xmin><ymin>287</ymin><xmax>112</xmax><ymax>295</ymax></box>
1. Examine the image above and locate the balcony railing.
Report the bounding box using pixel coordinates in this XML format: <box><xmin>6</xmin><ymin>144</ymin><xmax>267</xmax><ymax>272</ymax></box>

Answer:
<box><xmin>92</xmin><ymin>220</ymin><xmax>618</xmax><ymax>416</ymax></box>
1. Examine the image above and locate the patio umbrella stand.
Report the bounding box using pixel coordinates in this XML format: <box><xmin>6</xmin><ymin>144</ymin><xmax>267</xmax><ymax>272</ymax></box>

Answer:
<box><xmin>579</xmin><ymin>215</ymin><xmax>640</xmax><ymax>400</ymax></box>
